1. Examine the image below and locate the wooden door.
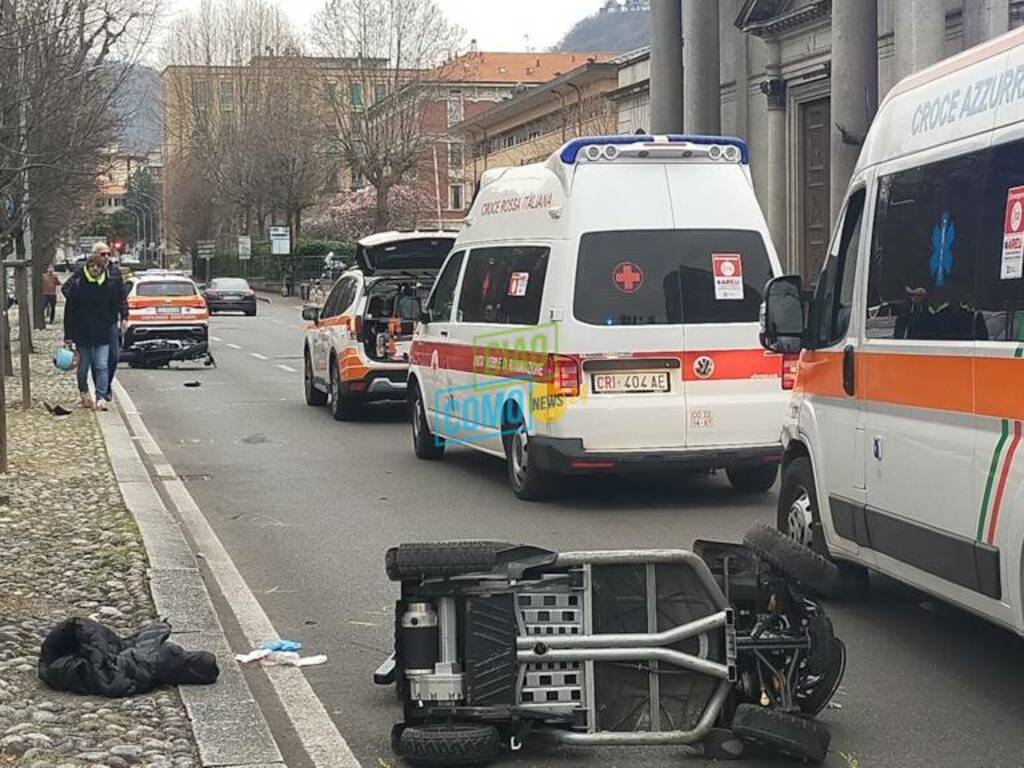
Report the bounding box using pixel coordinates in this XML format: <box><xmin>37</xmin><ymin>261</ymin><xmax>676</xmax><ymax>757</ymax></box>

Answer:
<box><xmin>800</xmin><ymin>97</ymin><xmax>831</xmax><ymax>284</ymax></box>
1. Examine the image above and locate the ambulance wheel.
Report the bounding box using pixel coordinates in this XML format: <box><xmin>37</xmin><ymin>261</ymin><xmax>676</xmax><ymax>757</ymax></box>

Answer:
<box><xmin>304</xmin><ymin>350</ymin><xmax>327</xmax><ymax>406</ymax></box>
<box><xmin>778</xmin><ymin>456</ymin><xmax>869</xmax><ymax>599</ymax></box>
<box><xmin>503</xmin><ymin>411</ymin><xmax>556</xmax><ymax>501</ymax></box>
<box><xmin>410</xmin><ymin>384</ymin><xmax>444</xmax><ymax>459</ymax></box>
<box><xmin>727</xmin><ymin>463</ymin><xmax>779</xmax><ymax>493</ymax></box>
<box><xmin>396</xmin><ymin>722</ymin><xmax>500</xmax><ymax>765</ymax></box>
<box><xmin>731</xmin><ymin>704</ymin><xmax>830</xmax><ymax>763</ymax></box>
<box><xmin>329</xmin><ymin>360</ymin><xmax>361</xmax><ymax>421</ymax></box>
<box><xmin>744</xmin><ymin>522</ymin><xmax>840</xmax><ymax>597</ymax></box>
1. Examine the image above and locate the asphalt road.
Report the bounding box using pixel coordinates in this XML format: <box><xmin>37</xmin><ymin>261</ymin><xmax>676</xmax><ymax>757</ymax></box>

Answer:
<box><xmin>118</xmin><ymin>298</ymin><xmax>1024</xmax><ymax>768</ymax></box>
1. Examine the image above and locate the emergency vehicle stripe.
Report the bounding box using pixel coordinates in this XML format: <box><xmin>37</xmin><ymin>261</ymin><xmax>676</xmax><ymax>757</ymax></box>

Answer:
<box><xmin>988</xmin><ymin>420</ymin><xmax>1023</xmax><ymax>545</ymax></box>
<box><xmin>978</xmin><ymin>419</ymin><xmax>1010</xmax><ymax>541</ymax></box>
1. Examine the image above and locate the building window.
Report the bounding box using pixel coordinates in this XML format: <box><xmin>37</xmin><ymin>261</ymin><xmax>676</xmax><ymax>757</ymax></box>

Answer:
<box><xmin>325</xmin><ymin>81</ymin><xmax>339</xmax><ymax>105</ymax></box>
<box><xmin>219</xmin><ymin>80</ymin><xmax>235</xmax><ymax>112</ymax></box>
<box><xmin>374</xmin><ymin>83</ymin><xmax>387</xmax><ymax>103</ymax></box>
<box><xmin>350</xmin><ymin>82</ymin><xmax>364</xmax><ymax>108</ymax></box>
<box><xmin>447</xmin><ymin>96</ymin><xmax>464</xmax><ymax>127</ymax></box>
<box><xmin>448</xmin><ymin>143</ymin><xmax>463</xmax><ymax>175</ymax></box>
<box><xmin>503</xmin><ymin>135</ymin><xmax>516</xmax><ymax>149</ymax></box>
<box><xmin>449</xmin><ymin>183</ymin><xmax>464</xmax><ymax>211</ymax></box>
<box><xmin>351</xmin><ymin>170</ymin><xmax>366</xmax><ymax>191</ymax></box>
<box><xmin>192</xmin><ymin>80</ymin><xmax>211</xmax><ymax>116</ymax></box>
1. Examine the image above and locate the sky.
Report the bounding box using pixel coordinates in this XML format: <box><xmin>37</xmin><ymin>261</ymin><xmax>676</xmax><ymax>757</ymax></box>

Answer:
<box><xmin>164</xmin><ymin>0</ymin><xmax>609</xmax><ymax>52</ymax></box>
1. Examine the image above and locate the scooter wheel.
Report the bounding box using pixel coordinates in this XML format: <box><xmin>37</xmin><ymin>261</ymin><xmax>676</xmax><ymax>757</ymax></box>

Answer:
<box><xmin>397</xmin><ymin>722</ymin><xmax>500</xmax><ymax>765</ymax></box>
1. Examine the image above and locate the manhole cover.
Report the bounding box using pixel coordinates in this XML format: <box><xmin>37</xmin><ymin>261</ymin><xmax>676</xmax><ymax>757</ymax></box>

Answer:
<box><xmin>179</xmin><ymin>473</ymin><xmax>212</xmax><ymax>482</ymax></box>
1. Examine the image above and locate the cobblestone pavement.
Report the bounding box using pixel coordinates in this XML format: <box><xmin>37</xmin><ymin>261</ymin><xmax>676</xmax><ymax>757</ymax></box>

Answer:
<box><xmin>0</xmin><ymin>318</ymin><xmax>201</xmax><ymax>768</ymax></box>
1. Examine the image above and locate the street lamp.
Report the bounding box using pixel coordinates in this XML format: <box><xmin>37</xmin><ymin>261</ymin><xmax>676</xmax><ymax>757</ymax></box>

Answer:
<box><xmin>123</xmin><ymin>201</ymin><xmax>152</xmax><ymax>262</ymax></box>
<box><xmin>131</xmin><ymin>189</ymin><xmax>162</xmax><ymax>266</ymax></box>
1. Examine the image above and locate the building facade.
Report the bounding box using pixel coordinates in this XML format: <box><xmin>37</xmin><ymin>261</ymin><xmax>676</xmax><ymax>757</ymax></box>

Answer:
<box><xmin>456</xmin><ymin>61</ymin><xmax>619</xmax><ymax>188</ymax></box>
<box><xmin>410</xmin><ymin>51</ymin><xmax>616</xmax><ymax>226</ymax></box>
<box><xmin>615</xmin><ymin>0</ymin><xmax>1019</xmax><ymax>280</ymax></box>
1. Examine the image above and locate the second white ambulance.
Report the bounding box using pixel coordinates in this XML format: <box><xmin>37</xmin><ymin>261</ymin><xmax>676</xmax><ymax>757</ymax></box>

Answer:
<box><xmin>408</xmin><ymin>134</ymin><xmax>789</xmax><ymax>499</ymax></box>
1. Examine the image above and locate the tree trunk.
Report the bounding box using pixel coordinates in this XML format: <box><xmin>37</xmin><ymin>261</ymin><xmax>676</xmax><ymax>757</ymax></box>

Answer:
<box><xmin>31</xmin><ymin>222</ymin><xmax>54</xmax><ymax>330</ymax></box>
<box><xmin>293</xmin><ymin>208</ymin><xmax>302</xmax><ymax>242</ymax></box>
<box><xmin>13</xmin><ymin>229</ymin><xmax>33</xmax><ymax>353</ymax></box>
<box><xmin>374</xmin><ymin>183</ymin><xmax>389</xmax><ymax>231</ymax></box>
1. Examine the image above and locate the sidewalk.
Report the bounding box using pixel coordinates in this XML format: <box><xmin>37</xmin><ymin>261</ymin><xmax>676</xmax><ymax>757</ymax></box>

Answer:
<box><xmin>0</xmin><ymin>323</ymin><xmax>201</xmax><ymax>767</ymax></box>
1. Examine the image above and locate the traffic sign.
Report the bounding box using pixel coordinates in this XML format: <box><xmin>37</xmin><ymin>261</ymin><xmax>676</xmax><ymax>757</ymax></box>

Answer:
<box><xmin>197</xmin><ymin>240</ymin><xmax>215</xmax><ymax>260</ymax></box>
<box><xmin>269</xmin><ymin>226</ymin><xmax>290</xmax><ymax>256</ymax></box>
<box><xmin>238</xmin><ymin>235</ymin><xmax>252</xmax><ymax>261</ymax></box>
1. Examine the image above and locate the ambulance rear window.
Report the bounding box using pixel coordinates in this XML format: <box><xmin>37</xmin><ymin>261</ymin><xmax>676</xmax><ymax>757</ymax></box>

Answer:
<box><xmin>573</xmin><ymin>230</ymin><xmax>773</xmax><ymax>326</ymax></box>
<box><xmin>137</xmin><ymin>281</ymin><xmax>196</xmax><ymax>297</ymax></box>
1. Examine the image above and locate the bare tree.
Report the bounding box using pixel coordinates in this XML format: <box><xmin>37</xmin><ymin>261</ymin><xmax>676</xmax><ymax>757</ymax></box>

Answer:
<box><xmin>0</xmin><ymin>0</ymin><xmax>158</xmax><ymax>327</ymax></box>
<box><xmin>311</xmin><ymin>0</ymin><xmax>463</xmax><ymax>229</ymax></box>
<box><xmin>161</xmin><ymin>0</ymin><xmax>331</xmax><ymax>258</ymax></box>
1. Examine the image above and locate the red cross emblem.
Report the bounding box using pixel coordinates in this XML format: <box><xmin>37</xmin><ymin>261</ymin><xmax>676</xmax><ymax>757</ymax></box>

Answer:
<box><xmin>613</xmin><ymin>261</ymin><xmax>644</xmax><ymax>294</ymax></box>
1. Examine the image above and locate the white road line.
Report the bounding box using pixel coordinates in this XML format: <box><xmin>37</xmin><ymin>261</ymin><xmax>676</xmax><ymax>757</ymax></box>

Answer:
<box><xmin>210</xmin><ymin>335</ymin><xmax>222</xmax><ymax>342</ymax></box>
<box><xmin>277</xmin><ymin>364</ymin><xmax>297</xmax><ymax>373</ymax></box>
<box><xmin>225</xmin><ymin>342</ymin><xmax>242</xmax><ymax>350</ymax></box>
<box><xmin>112</xmin><ymin>380</ymin><xmax>362</xmax><ymax>768</ymax></box>
<box><xmin>250</xmin><ymin>352</ymin><xmax>269</xmax><ymax>360</ymax></box>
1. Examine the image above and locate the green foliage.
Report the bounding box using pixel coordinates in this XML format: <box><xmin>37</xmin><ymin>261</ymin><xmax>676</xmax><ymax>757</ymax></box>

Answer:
<box><xmin>295</xmin><ymin>239</ymin><xmax>354</xmax><ymax>257</ymax></box>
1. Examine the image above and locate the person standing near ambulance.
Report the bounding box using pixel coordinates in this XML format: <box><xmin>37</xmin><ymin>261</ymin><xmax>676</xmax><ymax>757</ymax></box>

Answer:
<box><xmin>62</xmin><ymin>245</ymin><xmax>122</xmax><ymax>410</ymax></box>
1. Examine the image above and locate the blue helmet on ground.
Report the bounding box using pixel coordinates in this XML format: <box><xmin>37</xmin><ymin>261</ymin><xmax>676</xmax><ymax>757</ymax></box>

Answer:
<box><xmin>53</xmin><ymin>346</ymin><xmax>75</xmax><ymax>371</ymax></box>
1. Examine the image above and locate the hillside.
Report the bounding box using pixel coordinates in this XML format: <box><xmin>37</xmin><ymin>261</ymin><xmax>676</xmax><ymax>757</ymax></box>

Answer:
<box><xmin>115</xmin><ymin>63</ymin><xmax>162</xmax><ymax>153</ymax></box>
<box><xmin>554</xmin><ymin>0</ymin><xmax>651</xmax><ymax>53</ymax></box>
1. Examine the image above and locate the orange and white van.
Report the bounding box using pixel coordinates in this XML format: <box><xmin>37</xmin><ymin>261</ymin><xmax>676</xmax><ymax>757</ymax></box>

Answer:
<box><xmin>302</xmin><ymin>232</ymin><xmax>455</xmax><ymax>420</ymax></box>
<box><xmin>122</xmin><ymin>271</ymin><xmax>209</xmax><ymax>365</ymax></box>
<box><xmin>761</xmin><ymin>27</ymin><xmax>1024</xmax><ymax>635</ymax></box>
<box><xmin>407</xmin><ymin>135</ymin><xmax>789</xmax><ymax>499</ymax></box>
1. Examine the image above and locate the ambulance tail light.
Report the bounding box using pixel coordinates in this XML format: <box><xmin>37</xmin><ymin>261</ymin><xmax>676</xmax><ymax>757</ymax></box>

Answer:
<box><xmin>550</xmin><ymin>354</ymin><xmax>580</xmax><ymax>397</ymax></box>
<box><xmin>782</xmin><ymin>353</ymin><xmax>799</xmax><ymax>390</ymax></box>
<box><xmin>348</xmin><ymin>315</ymin><xmax>362</xmax><ymax>337</ymax></box>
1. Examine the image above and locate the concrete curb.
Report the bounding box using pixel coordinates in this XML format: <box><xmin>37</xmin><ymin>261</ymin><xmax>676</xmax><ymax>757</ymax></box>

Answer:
<box><xmin>96</xmin><ymin>403</ymin><xmax>285</xmax><ymax>767</ymax></box>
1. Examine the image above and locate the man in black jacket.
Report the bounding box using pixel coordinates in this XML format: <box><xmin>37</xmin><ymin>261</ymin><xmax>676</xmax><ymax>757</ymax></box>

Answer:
<box><xmin>63</xmin><ymin>245</ymin><xmax>122</xmax><ymax>410</ymax></box>
<box><xmin>62</xmin><ymin>242</ymin><xmax>129</xmax><ymax>390</ymax></box>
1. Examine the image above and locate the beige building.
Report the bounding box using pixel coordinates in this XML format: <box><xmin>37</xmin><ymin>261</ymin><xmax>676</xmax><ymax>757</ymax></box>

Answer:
<box><xmin>614</xmin><ymin>0</ymin><xmax>1020</xmax><ymax>281</ymax></box>
<box><xmin>457</xmin><ymin>61</ymin><xmax>620</xmax><ymax>188</ymax></box>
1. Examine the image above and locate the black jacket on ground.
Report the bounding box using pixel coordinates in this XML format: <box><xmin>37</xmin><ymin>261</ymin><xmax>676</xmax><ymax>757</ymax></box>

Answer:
<box><xmin>62</xmin><ymin>263</ymin><xmax>129</xmax><ymax>321</ymax></box>
<box><xmin>63</xmin><ymin>269</ymin><xmax>122</xmax><ymax>346</ymax></box>
<box><xmin>37</xmin><ymin>618</ymin><xmax>219</xmax><ymax>698</ymax></box>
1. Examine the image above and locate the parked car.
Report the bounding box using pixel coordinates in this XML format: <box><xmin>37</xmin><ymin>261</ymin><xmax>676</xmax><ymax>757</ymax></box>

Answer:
<box><xmin>407</xmin><ymin>134</ymin><xmax>787</xmax><ymax>499</ymax></box>
<box><xmin>760</xmin><ymin>26</ymin><xmax>1024</xmax><ymax>634</ymax></box>
<box><xmin>302</xmin><ymin>231</ymin><xmax>455</xmax><ymax>420</ymax></box>
<box><xmin>203</xmin><ymin>277</ymin><xmax>257</xmax><ymax>316</ymax></box>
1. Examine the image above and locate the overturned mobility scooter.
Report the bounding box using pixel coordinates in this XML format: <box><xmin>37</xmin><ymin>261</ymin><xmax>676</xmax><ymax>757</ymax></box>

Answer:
<box><xmin>376</xmin><ymin>524</ymin><xmax>846</xmax><ymax>764</ymax></box>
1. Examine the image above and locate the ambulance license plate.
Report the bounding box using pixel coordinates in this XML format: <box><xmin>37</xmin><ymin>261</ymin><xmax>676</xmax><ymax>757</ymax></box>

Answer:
<box><xmin>156</xmin><ymin>306</ymin><xmax>181</xmax><ymax>314</ymax></box>
<box><xmin>592</xmin><ymin>371</ymin><xmax>670</xmax><ymax>393</ymax></box>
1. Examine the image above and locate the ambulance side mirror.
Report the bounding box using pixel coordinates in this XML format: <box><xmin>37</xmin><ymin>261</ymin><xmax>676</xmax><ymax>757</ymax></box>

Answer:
<box><xmin>761</xmin><ymin>275</ymin><xmax>806</xmax><ymax>354</ymax></box>
<box><xmin>302</xmin><ymin>305</ymin><xmax>320</xmax><ymax>323</ymax></box>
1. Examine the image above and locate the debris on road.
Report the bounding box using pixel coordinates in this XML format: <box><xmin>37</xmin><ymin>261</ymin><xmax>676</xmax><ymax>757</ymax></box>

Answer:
<box><xmin>235</xmin><ymin>649</ymin><xmax>327</xmax><ymax>667</ymax></box>
<box><xmin>260</xmin><ymin>640</ymin><xmax>301</xmax><ymax>652</ymax></box>
<box><xmin>183</xmin><ymin>381</ymin><xmax>201</xmax><ymax>388</ymax></box>
<box><xmin>42</xmin><ymin>401</ymin><xmax>72</xmax><ymax>417</ymax></box>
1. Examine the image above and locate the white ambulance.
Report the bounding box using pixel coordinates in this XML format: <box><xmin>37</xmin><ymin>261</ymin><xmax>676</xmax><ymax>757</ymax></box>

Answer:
<box><xmin>761</xmin><ymin>28</ymin><xmax>1024</xmax><ymax>634</ymax></box>
<box><xmin>407</xmin><ymin>134</ymin><xmax>789</xmax><ymax>499</ymax></box>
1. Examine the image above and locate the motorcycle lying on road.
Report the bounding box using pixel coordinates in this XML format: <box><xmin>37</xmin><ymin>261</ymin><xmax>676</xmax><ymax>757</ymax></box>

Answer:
<box><xmin>375</xmin><ymin>523</ymin><xmax>846</xmax><ymax>765</ymax></box>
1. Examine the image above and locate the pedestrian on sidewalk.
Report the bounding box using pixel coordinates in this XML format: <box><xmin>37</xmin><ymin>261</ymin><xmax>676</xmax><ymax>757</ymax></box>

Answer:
<box><xmin>63</xmin><ymin>244</ymin><xmax>121</xmax><ymax>410</ymax></box>
<box><xmin>42</xmin><ymin>265</ymin><xmax>60</xmax><ymax>324</ymax></box>
<box><xmin>63</xmin><ymin>243</ymin><xmax>129</xmax><ymax>393</ymax></box>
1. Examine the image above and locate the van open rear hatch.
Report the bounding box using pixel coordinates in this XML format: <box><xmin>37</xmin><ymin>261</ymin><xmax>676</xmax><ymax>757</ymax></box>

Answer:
<box><xmin>355</xmin><ymin>232</ymin><xmax>454</xmax><ymax>275</ymax></box>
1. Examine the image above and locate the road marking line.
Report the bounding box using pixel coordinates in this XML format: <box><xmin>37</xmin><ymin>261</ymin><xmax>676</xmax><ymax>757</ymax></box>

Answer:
<box><xmin>210</xmin><ymin>335</ymin><xmax>222</xmax><ymax>342</ymax></box>
<box><xmin>251</xmin><ymin>352</ymin><xmax>269</xmax><ymax>360</ymax></box>
<box><xmin>225</xmin><ymin>343</ymin><xmax>242</xmax><ymax>350</ymax></box>
<box><xmin>277</xmin><ymin>364</ymin><xmax>297</xmax><ymax>373</ymax></box>
<box><xmin>111</xmin><ymin>380</ymin><xmax>362</xmax><ymax>768</ymax></box>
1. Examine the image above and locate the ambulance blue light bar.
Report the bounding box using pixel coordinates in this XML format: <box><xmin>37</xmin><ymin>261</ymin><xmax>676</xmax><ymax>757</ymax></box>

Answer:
<box><xmin>560</xmin><ymin>134</ymin><xmax>749</xmax><ymax>165</ymax></box>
